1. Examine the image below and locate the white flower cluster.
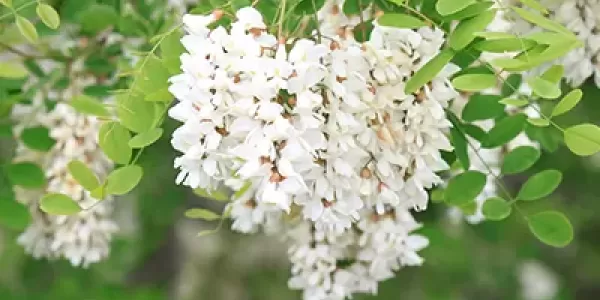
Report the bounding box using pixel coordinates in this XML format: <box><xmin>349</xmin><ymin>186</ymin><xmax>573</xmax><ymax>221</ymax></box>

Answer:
<box><xmin>505</xmin><ymin>0</ymin><xmax>600</xmax><ymax>87</ymax></box>
<box><xmin>11</xmin><ymin>55</ymin><xmax>117</xmax><ymax>267</ymax></box>
<box><xmin>168</xmin><ymin>2</ymin><xmax>459</xmax><ymax>299</ymax></box>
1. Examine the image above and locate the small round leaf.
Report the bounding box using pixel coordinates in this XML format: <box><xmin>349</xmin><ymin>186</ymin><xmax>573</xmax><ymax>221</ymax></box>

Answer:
<box><xmin>128</xmin><ymin>128</ymin><xmax>163</xmax><ymax>148</ymax></box>
<box><xmin>502</xmin><ymin>146</ymin><xmax>541</xmax><ymax>174</ymax></box>
<box><xmin>40</xmin><ymin>193</ymin><xmax>81</xmax><ymax>215</ymax></box>
<box><xmin>36</xmin><ymin>3</ymin><xmax>60</xmax><ymax>29</ymax></box>
<box><xmin>444</xmin><ymin>171</ymin><xmax>487</xmax><ymax>206</ymax></box>
<box><xmin>528</xmin><ymin>211</ymin><xmax>573</xmax><ymax>247</ymax></box>
<box><xmin>517</xmin><ymin>169</ymin><xmax>562</xmax><ymax>201</ymax></box>
<box><xmin>564</xmin><ymin>124</ymin><xmax>600</xmax><ymax>156</ymax></box>
<box><xmin>105</xmin><ymin>165</ymin><xmax>143</xmax><ymax>195</ymax></box>
<box><xmin>67</xmin><ymin>160</ymin><xmax>100</xmax><ymax>191</ymax></box>
<box><xmin>6</xmin><ymin>162</ymin><xmax>46</xmax><ymax>188</ymax></box>
<box><xmin>21</xmin><ymin>126</ymin><xmax>56</xmax><ymax>152</ymax></box>
<box><xmin>98</xmin><ymin>121</ymin><xmax>132</xmax><ymax>164</ymax></box>
<box><xmin>482</xmin><ymin>197</ymin><xmax>512</xmax><ymax>221</ymax></box>
<box><xmin>16</xmin><ymin>16</ymin><xmax>38</xmax><ymax>43</ymax></box>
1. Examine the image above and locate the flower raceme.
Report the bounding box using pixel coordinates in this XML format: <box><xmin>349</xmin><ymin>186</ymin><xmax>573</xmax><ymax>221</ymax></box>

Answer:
<box><xmin>168</xmin><ymin>3</ymin><xmax>458</xmax><ymax>299</ymax></box>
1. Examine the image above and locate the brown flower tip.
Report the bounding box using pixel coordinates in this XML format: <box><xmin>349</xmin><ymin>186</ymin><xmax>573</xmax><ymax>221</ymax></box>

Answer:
<box><xmin>213</xmin><ymin>10</ymin><xmax>224</xmax><ymax>21</ymax></box>
<box><xmin>360</xmin><ymin>167</ymin><xmax>372</xmax><ymax>179</ymax></box>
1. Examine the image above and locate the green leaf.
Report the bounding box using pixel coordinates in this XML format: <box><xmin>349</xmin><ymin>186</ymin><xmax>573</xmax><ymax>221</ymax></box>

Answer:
<box><xmin>430</xmin><ymin>189</ymin><xmax>445</xmax><ymax>203</ymax></box>
<box><xmin>21</xmin><ymin>126</ymin><xmax>56</xmax><ymax>151</ymax></box>
<box><xmin>563</xmin><ymin>124</ymin><xmax>600</xmax><ymax>156</ymax></box>
<box><xmin>444</xmin><ymin>171</ymin><xmax>487</xmax><ymax>206</ymax></box>
<box><xmin>0</xmin><ymin>62</ymin><xmax>28</xmax><ymax>79</ymax></box>
<box><xmin>450</xmin><ymin>126</ymin><xmax>470</xmax><ymax>170</ymax></box>
<box><xmin>144</xmin><ymin>88</ymin><xmax>173</xmax><ymax>102</ymax></box>
<box><xmin>0</xmin><ymin>198</ymin><xmax>30</xmax><ymax>230</ymax></box>
<box><xmin>499</xmin><ymin>97</ymin><xmax>529</xmax><ymax>107</ymax></box>
<box><xmin>78</xmin><ymin>4</ymin><xmax>119</xmax><ymax>34</ymax></box>
<box><xmin>405</xmin><ymin>48</ymin><xmax>455</xmax><ymax>94</ymax></box>
<box><xmin>482</xmin><ymin>114</ymin><xmax>527</xmax><ymax>148</ymax></box>
<box><xmin>441</xmin><ymin>2</ymin><xmax>494</xmax><ymax>20</ymax></box>
<box><xmin>116</xmin><ymin>93</ymin><xmax>158</xmax><ymax>133</ymax></box>
<box><xmin>40</xmin><ymin>193</ymin><xmax>81</xmax><ymax>215</ymax></box>
<box><xmin>184</xmin><ymin>208</ymin><xmax>221</xmax><ymax>221</ymax></box>
<box><xmin>67</xmin><ymin>160</ymin><xmax>100</xmax><ymax>191</ymax></box>
<box><xmin>105</xmin><ymin>165</ymin><xmax>143</xmax><ymax>195</ymax></box>
<box><xmin>451</xmin><ymin>73</ymin><xmax>497</xmax><ymax>92</ymax></box>
<box><xmin>6</xmin><ymin>162</ymin><xmax>46</xmax><ymax>188</ymax></box>
<box><xmin>36</xmin><ymin>3</ymin><xmax>60</xmax><ymax>29</ymax></box>
<box><xmin>0</xmin><ymin>0</ymin><xmax>12</xmax><ymax>8</ymax></box>
<box><xmin>436</xmin><ymin>0</ymin><xmax>475</xmax><ymax>15</ymax></box>
<box><xmin>540</xmin><ymin>65</ymin><xmax>564</xmax><ymax>84</ymax></box>
<box><xmin>517</xmin><ymin>169</ymin><xmax>562</xmax><ymax>201</ymax></box>
<box><xmin>502</xmin><ymin>146</ymin><xmax>540</xmax><ymax>174</ymax></box>
<box><xmin>528</xmin><ymin>211</ymin><xmax>573</xmax><ymax>247</ymax></box>
<box><xmin>482</xmin><ymin>197</ymin><xmax>512</xmax><ymax>221</ymax></box>
<box><xmin>160</xmin><ymin>30</ymin><xmax>185</xmax><ymax>74</ymax></box>
<box><xmin>448</xmin><ymin>10</ymin><xmax>495</xmax><ymax>50</ymax></box>
<box><xmin>462</xmin><ymin>94</ymin><xmax>504</xmax><ymax>122</ymax></box>
<box><xmin>474</xmin><ymin>38</ymin><xmax>536</xmax><ymax>53</ymax></box>
<box><xmin>98</xmin><ymin>121</ymin><xmax>132</xmax><ymax>164</ymax></box>
<box><xmin>70</xmin><ymin>95</ymin><xmax>110</xmax><ymax>117</ymax></box>
<box><xmin>90</xmin><ymin>184</ymin><xmax>106</xmax><ymax>200</ymax></box>
<box><xmin>527</xmin><ymin>77</ymin><xmax>561</xmax><ymax>99</ymax></box>
<box><xmin>520</xmin><ymin>0</ymin><xmax>548</xmax><ymax>14</ymax></box>
<box><xmin>128</xmin><ymin>128</ymin><xmax>163</xmax><ymax>148</ymax></box>
<box><xmin>378</xmin><ymin>13</ymin><xmax>427</xmax><ymax>29</ymax></box>
<box><xmin>511</xmin><ymin>6</ymin><xmax>573</xmax><ymax>36</ymax></box>
<box><xmin>551</xmin><ymin>89</ymin><xmax>582</xmax><ymax>117</ymax></box>
<box><xmin>501</xmin><ymin>74</ymin><xmax>523</xmax><ymax>97</ymax></box>
<box><xmin>527</xmin><ymin>117</ymin><xmax>550</xmax><ymax>127</ymax></box>
<box><xmin>16</xmin><ymin>16</ymin><xmax>38</xmax><ymax>43</ymax></box>
<box><xmin>294</xmin><ymin>0</ymin><xmax>325</xmax><ymax>14</ymax></box>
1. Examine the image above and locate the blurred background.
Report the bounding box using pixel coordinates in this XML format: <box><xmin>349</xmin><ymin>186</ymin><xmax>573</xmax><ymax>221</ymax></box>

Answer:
<box><xmin>1</xmin><ymin>0</ymin><xmax>600</xmax><ymax>299</ymax></box>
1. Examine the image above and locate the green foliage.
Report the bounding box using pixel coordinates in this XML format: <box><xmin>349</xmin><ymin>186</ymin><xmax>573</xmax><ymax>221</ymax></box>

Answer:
<box><xmin>501</xmin><ymin>146</ymin><xmax>540</xmax><ymax>175</ymax></box>
<box><xmin>405</xmin><ymin>48</ymin><xmax>454</xmax><ymax>94</ymax></box>
<box><xmin>67</xmin><ymin>160</ymin><xmax>100</xmax><ymax>191</ymax></box>
<box><xmin>448</xmin><ymin>10</ymin><xmax>495</xmax><ymax>50</ymax></box>
<box><xmin>444</xmin><ymin>171</ymin><xmax>486</xmax><ymax>206</ymax></box>
<box><xmin>378</xmin><ymin>13</ymin><xmax>427</xmax><ymax>28</ymax></box>
<box><xmin>16</xmin><ymin>16</ymin><xmax>38</xmax><ymax>42</ymax></box>
<box><xmin>461</xmin><ymin>94</ymin><xmax>504</xmax><ymax>121</ymax></box>
<box><xmin>563</xmin><ymin>124</ymin><xmax>600</xmax><ymax>156</ymax></box>
<box><xmin>435</xmin><ymin>0</ymin><xmax>474</xmax><ymax>16</ymax></box>
<box><xmin>78</xmin><ymin>4</ymin><xmax>119</xmax><ymax>34</ymax></box>
<box><xmin>527</xmin><ymin>76</ymin><xmax>561</xmax><ymax>99</ymax></box>
<box><xmin>551</xmin><ymin>89</ymin><xmax>582</xmax><ymax>117</ymax></box>
<box><xmin>128</xmin><ymin>128</ymin><xmax>163</xmax><ymax>149</ymax></box>
<box><xmin>184</xmin><ymin>208</ymin><xmax>221</xmax><ymax>221</ymax></box>
<box><xmin>69</xmin><ymin>95</ymin><xmax>111</xmax><ymax>118</ymax></box>
<box><xmin>98</xmin><ymin>121</ymin><xmax>133</xmax><ymax>164</ymax></box>
<box><xmin>527</xmin><ymin>211</ymin><xmax>573</xmax><ymax>247</ymax></box>
<box><xmin>39</xmin><ymin>193</ymin><xmax>82</xmax><ymax>215</ymax></box>
<box><xmin>482</xmin><ymin>114</ymin><xmax>527</xmax><ymax>148</ymax></box>
<box><xmin>36</xmin><ymin>3</ymin><xmax>60</xmax><ymax>29</ymax></box>
<box><xmin>0</xmin><ymin>62</ymin><xmax>28</xmax><ymax>79</ymax></box>
<box><xmin>0</xmin><ymin>197</ymin><xmax>30</xmax><ymax>230</ymax></box>
<box><xmin>5</xmin><ymin>162</ymin><xmax>46</xmax><ymax>188</ymax></box>
<box><xmin>451</xmin><ymin>73</ymin><xmax>496</xmax><ymax>92</ymax></box>
<box><xmin>105</xmin><ymin>165</ymin><xmax>143</xmax><ymax>195</ymax></box>
<box><xmin>516</xmin><ymin>169</ymin><xmax>562</xmax><ymax>201</ymax></box>
<box><xmin>20</xmin><ymin>126</ymin><xmax>55</xmax><ymax>151</ymax></box>
<box><xmin>482</xmin><ymin>197</ymin><xmax>512</xmax><ymax>221</ymax></box>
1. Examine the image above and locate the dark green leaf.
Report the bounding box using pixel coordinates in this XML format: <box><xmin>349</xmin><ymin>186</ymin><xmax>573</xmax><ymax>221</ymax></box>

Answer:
<box><xmin>0</xmin><ymin>198</ymin><xmax>30</xmax><ymax>230</ymax></box>
<box><xmin>21</xmin><ymin>126</ymin><xmax>55</xmax><ymax>151</ymax></box>
<box><xmin>450</xmin><ymin>126</ymin><xmax>470</xmax><ymax>170</ymax></box>
<box><xmin>461</xmin><ymin>94</ymin><xmax>504</xmax><ymax>121</ymax></box>
<box><xmin>482</xmin><ymin>114</ymin><xmax>527</xmax><ymax>148</ymax></box>
<box><xmin>6</xmin><ymin>162</ymin><xmax>46</xmax><ymax>188</ymax></box>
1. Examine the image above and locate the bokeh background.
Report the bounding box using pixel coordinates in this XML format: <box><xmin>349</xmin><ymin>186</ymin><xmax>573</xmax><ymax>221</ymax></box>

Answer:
<box><xmin>1</xmin><ymin>0</ymin><xmax>600</xmax><ymax>299</ymax></box>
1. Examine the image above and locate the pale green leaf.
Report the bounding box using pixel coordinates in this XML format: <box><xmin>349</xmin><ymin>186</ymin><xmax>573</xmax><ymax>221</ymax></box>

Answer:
<box><xmin>69</xmin><ymin>95</ymin><xmax>110</xmax><ymax>117</ymax></box>
<box><xmin>551</xmin><ymin>89</ymin><xmax>582</xmax><ymax>117</ymax></box>
<box><xmin>40</xmin><ymin>193</ymin><xmax>81</xmax><ymax>215</ymax></box>
<box><xmin>527</xmin><ymin>77</ymin><xmax>561</xmax><ymax>99</ymax></box>
<box><xmin>194</xmin><ymin>187</ymin><xmax>230</xmax><ymax>202</ymax></box>
<box><xmin>520</xmin><ymin>0</ymin><xmax>548</xmax><ymax>14</ymax></box>
<box><xmin>499</xmin><ymin>97</ymin><xmax>529</xmax><ymax>107</ymax></box>
<box><xmin>128</xmin><ymin>128</ymin><xmax>163</xmax><ymax>148</ymax></box>
<box><xmin>36</xmin><ymin>3</ymin><xmax>60</xmax><ymax>29</ymax></box>
<box><xmin>528</xmin><ymin>211</ymin><xmax>573</xmax><ymax>247</ymax></box>
<box><xmin>528</xmin><ymin>118</ymin><xmax>550</xmax><ymax>127</ymax></box>
<box><xmin>448</xmin><ymin>10</ymin><xmax>495</xmax><ymax>50</ymax></box>
<box><xmin>517</xmin><ymin>169</ymin><xmax>562</xmax><ymax>201</ymax></box>
<box><xmin>16</xmin><ymin>16</ymin><xmax>38</xmax><ymax>43</ymax></box>
<box><xmin>98</xmin><ymin>121</ymin><xmax>132</xmax><ymax>164</ymax></box>
<box><xmin>564</xmin><ymin>124</ymin><xmax>600</xmax><ymax>156</ymax></box>
<box><xmin>0</xmin><ymin>62</ymin><xmax>28</xmax><ymax>78</ymax></box>
<box><xmin>436</xmin><ymin>0</ymin><xmax>475</xmax><ymax>16</ymax></box>
<box><xmin>105</xmin><ymin>165</ymin><xmax>143</xmax><ymax>195</ymax></box>
<box><xmin>378</xmin><ymin>13</ymin><xmax>427</xmax><ymax>29</ymax></box>
<box><xmin>405</xmin><ymin>48</ymin><xmax>455</xmax><ymax>94</ymax></box>
<box><xmin>67</xmin><ymin>160</ymin><xmax>100</xmax><ymax>191</ymax></box>
<box><xmin>452</xmin><ymin>73</ymin><xmax>497</xmax><ymax>91</ymax></box>
<box><xmin>511</xmin><ymin>6</ymin><xmax>573</xmax><ymax>36</ymax></box>
<box><xmin>185</xmin><ymin>208</ymin><xmax>221</xmax><ymax>221</ymax></box>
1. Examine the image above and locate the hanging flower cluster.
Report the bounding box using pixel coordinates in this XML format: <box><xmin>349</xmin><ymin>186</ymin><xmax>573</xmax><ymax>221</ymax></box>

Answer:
<box><xmin>168</xmin><ymin>2</ymin><xmax>458</xmax><ymax>298</ymax></box>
